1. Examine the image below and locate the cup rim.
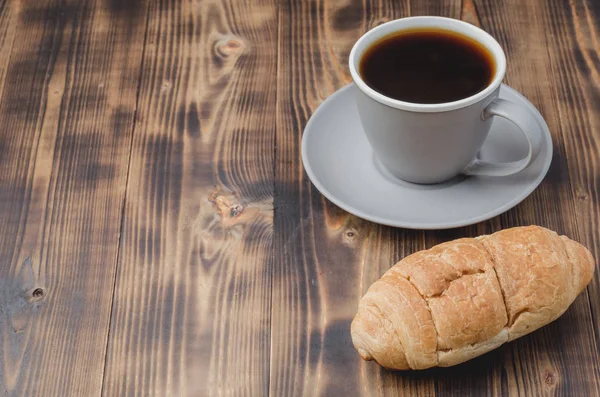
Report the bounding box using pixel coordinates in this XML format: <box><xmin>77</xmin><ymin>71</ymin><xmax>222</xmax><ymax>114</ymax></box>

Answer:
<box><xmin>349</xmin><ymin>16</ymin><xmax>507</xmax><ymax>113</ymax></box>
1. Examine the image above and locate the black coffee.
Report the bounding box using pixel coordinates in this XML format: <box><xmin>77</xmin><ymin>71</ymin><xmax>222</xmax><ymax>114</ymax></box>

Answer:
<box><xmin>359</xmin><ymin>29</ymin><xmax>495</xmax><ymax>104</ymax></box>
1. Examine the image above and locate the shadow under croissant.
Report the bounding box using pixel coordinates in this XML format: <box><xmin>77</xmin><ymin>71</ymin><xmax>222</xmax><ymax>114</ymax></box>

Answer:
<box><xmin>372</xmin><ymin>343</ymin><xmax>524</xmax><ymax>397</ymax></box>
<box><xmin>306</xmin><ymin>288</ymin><xmax>590</xmax><ymax>395</ymax></box>
<box><xmin>369</xmin><ymin>309</ymin><xmax>578</xmax><ymax>394</ymax></box>
<box><xmin>381</xmin><ymin>344</ymin><xmax>506</xmax><ymax>376</ymax></box>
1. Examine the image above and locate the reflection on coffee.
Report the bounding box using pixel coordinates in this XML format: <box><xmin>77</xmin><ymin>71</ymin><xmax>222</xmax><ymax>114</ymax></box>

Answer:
<box><xmin>359</xmin><ymin>29</ymin><xmax>495</xmax><ymax>104</ymax></box>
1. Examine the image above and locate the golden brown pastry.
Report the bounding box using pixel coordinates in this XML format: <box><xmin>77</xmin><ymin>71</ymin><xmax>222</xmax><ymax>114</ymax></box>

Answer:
<box><xmin>351</xmin><ymin>226</ymin><xmax>595</xmax><ymax>370</ymax></box>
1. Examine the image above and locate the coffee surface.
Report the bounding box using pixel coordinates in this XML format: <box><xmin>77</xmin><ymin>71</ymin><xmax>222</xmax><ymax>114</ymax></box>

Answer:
<box><xmin>359</xmin><ymin>29</ymin><xmax>495</xmax><ymax>104</ymax></box>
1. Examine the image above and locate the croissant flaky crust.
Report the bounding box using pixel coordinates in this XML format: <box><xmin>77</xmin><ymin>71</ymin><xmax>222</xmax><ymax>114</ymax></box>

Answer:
<box><xmin>351</xmin><ymin>226</ymin><xmax>595</xmax><ymax>370</ymax></box>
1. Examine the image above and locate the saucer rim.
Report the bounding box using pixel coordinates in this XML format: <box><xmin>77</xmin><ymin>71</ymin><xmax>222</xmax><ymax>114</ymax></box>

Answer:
<box><xmin>301</xmin><ymin>83</ymin><xmax>553</xmax><ymax>230</ymax></box>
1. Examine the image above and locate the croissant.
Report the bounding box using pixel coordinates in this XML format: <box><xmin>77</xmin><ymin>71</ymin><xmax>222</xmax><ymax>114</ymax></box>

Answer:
<box><xmin>351</xmin><ymin>226</ymin><xmax>595</xmax><ymax>370</ymax></box>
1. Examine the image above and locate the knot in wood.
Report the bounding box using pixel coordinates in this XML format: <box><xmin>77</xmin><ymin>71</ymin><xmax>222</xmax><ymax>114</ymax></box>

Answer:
<box><xmin>32</xmin><ymin>288</ymin><xmax>44</xmax><ymax>300</ymax></box>
<box><xmin>344</xmin><ymin>228</ymin><xmax>358</xmax><ymax>242</ymax></box>
<box><xmin>543</xmin><ymin>370</ymin><xmax>557</xmax><ymax>386</ymax></box>
<box><xmin>576</xmin><ymin>187</ymin><xmax>589</xmax><ymax>201</ymax></box>
<box><xmin>577</xmin><ymin>193</ymin><xmax>589</xmax><ymax>201</ymax></box>
<box><xmin>230</xmin><ymin>204</ymin><xmax>243</xmax><ymax>218</ymax></box>
<box><xmin>215</xmin><ymin>38</ymin><xmax>246</xmax><ymax>58</ymax></box>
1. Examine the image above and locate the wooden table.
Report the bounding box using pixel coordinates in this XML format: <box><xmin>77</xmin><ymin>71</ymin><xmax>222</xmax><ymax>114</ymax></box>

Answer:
<box><xmin>0</xmin><ymin>0</ymin><xmax>598</xmax><ymax>395</ymax></box>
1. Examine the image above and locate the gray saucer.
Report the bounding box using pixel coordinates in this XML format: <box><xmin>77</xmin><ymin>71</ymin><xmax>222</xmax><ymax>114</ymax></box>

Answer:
<box><xmin>301</xmin><ymin>84</ymin><xmax>553</xmax><ymax>230</ymax></box>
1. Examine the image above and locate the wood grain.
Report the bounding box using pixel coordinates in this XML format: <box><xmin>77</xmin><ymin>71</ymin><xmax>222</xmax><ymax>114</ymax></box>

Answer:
<box><xmin>102</xmin><ymin>0</ymin><xmax>278</xmax><ymax>395</ymax></box>
<box><xmin>536</xmin><ymin>0</ymin><xmax>600</xmax><ymax>367</ymax></box>
<box><xmin>0</xmin><ymin>0</ymin><xmax>596</xmax><ymax>395</ymax></box>
<box><xmin>271</xmin><ymin>1</ymin><xmax>433</xmax><ymax>395</ymax></box>
<box><xmin>0</xmin><ymin>0</ymin><xmax>17</xmax><ymax>99</ymax></box>
<box><xmin>0</xmin><ymin>0</ymin><xmax>147</xmax><ymax>395</ymax></box>
<box><xmin>272</xmin><ymin>0</ymin><xmax>600</xmax><ymax>396</ymax></box>
<box><xmin>472</xmin><ymin>1</ymin><xmax>600</xmax><ymax>395</ymax></box>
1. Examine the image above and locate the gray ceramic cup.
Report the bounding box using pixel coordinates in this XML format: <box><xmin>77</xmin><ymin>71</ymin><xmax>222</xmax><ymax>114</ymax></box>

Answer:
<box><xmin>349</xmin><ymin>17</ymin><xmax>544</xmax><ymax>184</ymax></box>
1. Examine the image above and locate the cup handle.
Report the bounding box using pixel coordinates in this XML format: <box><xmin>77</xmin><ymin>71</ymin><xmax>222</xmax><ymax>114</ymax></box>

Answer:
<box><xmin>463</xmin><ymin>98</ymin><xmax>541</xmax><ymax>177</ymax></box>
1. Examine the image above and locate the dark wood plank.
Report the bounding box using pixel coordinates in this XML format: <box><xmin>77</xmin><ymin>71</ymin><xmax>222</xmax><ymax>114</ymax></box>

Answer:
<box><xmin>533</xmin><ymin>0</ymin><xmax>600</xmax><ymax>374</ymax></box>
<box><xmin>0</xmin><ymin>0</ymin><xmax>17</xmax><ymax>97</ymax></box>
<box><xmin>471</xmin><ymin>2</ymin><xmax>600</xmax><ymax>395</ymax></box>
<box><xmin>102</xmin><ymin>0</ymin><xmax>278</xmax><ymax>395</ymax></box>
<box><xmin>273</xmin><ymin>0</ymin><xmax>600</xmax><ymax>396</ymax></box>
<box><xmin>272</xmin><ymin>1</ymin><xmax>434</xmax><ymax>395</ymax></box>
<box><xmin>0</xmin><ymin>0</ymin><xmax>148</xmax><ymax>395</ymax></box>
<box><xmin>422</xmin><ymin>1</ymin><xmax>600</xmax><ymax>394</ymax></box>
